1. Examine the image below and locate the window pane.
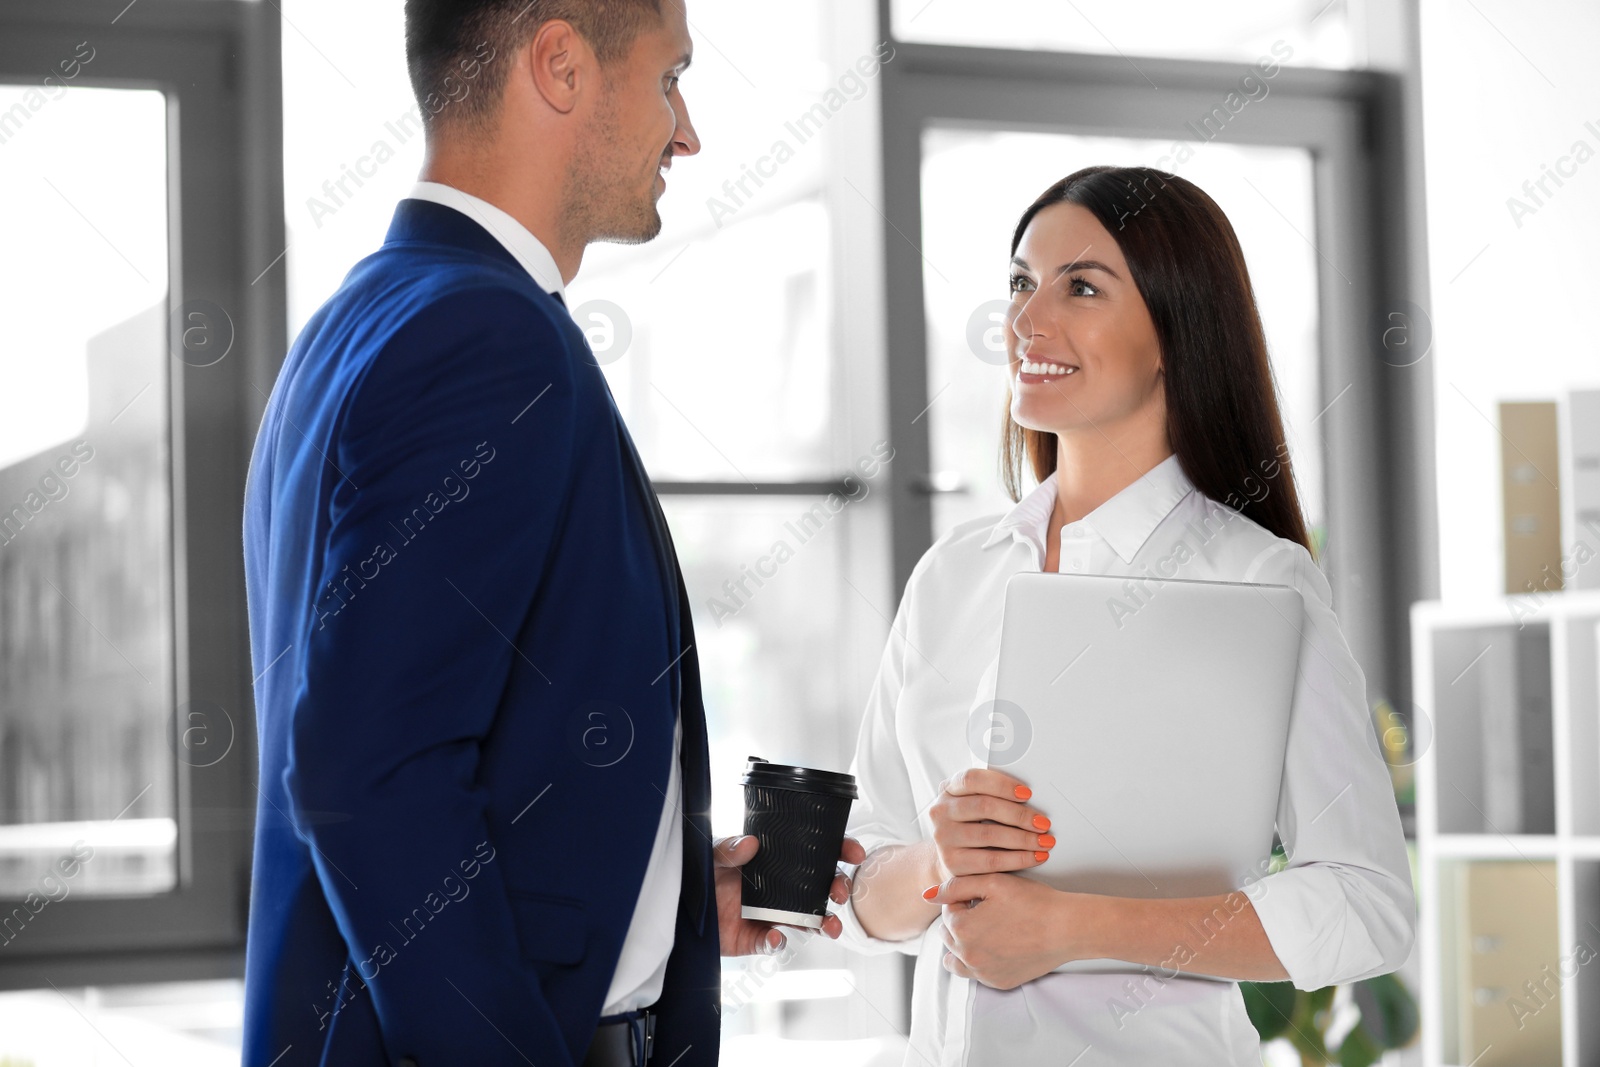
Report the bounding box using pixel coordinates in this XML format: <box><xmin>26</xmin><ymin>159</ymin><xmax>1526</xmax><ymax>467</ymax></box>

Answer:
<box><xmin>891</xmin><ymin>0</ymin><xmax>1356</xmax><ymax>70</ymax></box>
<box><xmin>659</xmin><ymin>496</ymin><xmax>859</xmax><ymax>834</ymax></box>
<box><xmin>0</xmin><ymin>85</ymin><xmax>176</xmax><ymax>897</ymax></box>
<box><xmin>280</xmin><ymin>0</ymin><xmax>421</xmax><ymax>339</ymax></box>
<box><xmin>567</xmin><ymin>0</ymin><xmax>838</xmax><ymax>480</ymax></box>
<box><xmin>282</xmin><ymin>0</ymin><xmax>840</xmax><ymax>481</ymax></box>
<box><xmin>574</xmin><ymin>200</ymin><xmax>834</xmax><ymax>482</ymax></box>
<box><xmin>659</xmin><ymin>495</ymin><xmax>908</xmax><ymax>1059</ymax></box>
<box><xmin>918</xmin><ymin>129</ymin><xmax>1323</xmax><ymax>545</ymax></box>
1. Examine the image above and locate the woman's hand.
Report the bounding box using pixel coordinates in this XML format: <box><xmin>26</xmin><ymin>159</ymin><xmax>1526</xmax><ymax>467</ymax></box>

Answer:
<box><xmin>928</xmin><ymin>878</ymin><xmax>1293</xmax><ymax>989</ymax></box>
<box><xmin>924</xmin><ymin>873</ymin><xmax>1082</xmax><ymax>990</ymax></box>
<box><xmin>713</xmin><ymin>833</ymin><xmax>867</xmax><ymax>956</ymax></box>
<box><xmin>928</xmin><ymin>768</ymin><xmax>1054</xmax><ymax>881</ymax></box>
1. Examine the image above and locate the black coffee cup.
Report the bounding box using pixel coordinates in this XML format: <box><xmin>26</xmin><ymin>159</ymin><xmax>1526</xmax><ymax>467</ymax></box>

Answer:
<box><xmin>739</xmin><ymin>756</ymin><xmax>859</xmax><ymax>929</ymax></box>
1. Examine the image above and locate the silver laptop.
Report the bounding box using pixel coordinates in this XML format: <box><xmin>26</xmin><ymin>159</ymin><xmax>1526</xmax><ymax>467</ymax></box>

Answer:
<box><xmin>986</xmin><ymin>571</ymin><xmax>1305</xmax><ymax>975</ymax></box>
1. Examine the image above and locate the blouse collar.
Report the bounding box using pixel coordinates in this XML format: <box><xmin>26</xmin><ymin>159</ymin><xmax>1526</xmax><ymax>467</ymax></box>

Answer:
<box><xmin>981</xmin><ymin>453</ymin><xmax>1197</xmax><ymax>565</ymax></box>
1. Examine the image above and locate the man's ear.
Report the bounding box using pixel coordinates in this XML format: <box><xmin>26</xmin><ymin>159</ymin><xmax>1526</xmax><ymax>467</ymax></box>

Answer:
<box><xmin>525</xmin><ymin>19</ymin><xmax>590</xmax><ymax>115</ymax></box>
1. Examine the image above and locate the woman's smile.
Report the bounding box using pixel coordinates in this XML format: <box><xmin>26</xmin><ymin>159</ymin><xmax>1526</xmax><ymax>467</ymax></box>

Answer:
<box><xmin>1015</xmin><ymin>358</ymin><xmax>1080</xmax><ymax>384</ymax></box>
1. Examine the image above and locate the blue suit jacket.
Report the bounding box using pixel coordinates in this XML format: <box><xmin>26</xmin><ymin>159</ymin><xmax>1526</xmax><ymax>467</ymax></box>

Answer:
<box><xmin>241</xmin><ymin>198</ymin><xmax>719</xmax><ymax>1066</ymax></box>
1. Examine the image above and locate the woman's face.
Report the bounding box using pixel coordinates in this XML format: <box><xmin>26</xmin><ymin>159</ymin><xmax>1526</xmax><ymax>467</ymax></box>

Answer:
<box><xmin>1006</xmin><ymin>202</ymin><xmax>1166</xmax><ymax>440</ymax></box>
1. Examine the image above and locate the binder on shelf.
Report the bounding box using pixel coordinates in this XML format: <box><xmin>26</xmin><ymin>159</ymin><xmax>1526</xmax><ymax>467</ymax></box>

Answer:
<box><xmin>1478</xmin><ymin>629</ymin><xmax>1555</xmax><ymax>835</ymax></box>
<box><xmin>1432</xmin><ymin>623</ymin><xmax>1555</xmax><ymax>837</ymax></box>
<box><xmin>1448</xmin><ymin>861</ymin><xmax>1561</xmax><ymax>1067</ymax></box>
<box><xmin>1564</xmin><ymin>388</ymin><xmax>1600</xmax><ymax>590</ymax></box>
<box><xmin>1500</xmin><ymin>401</ymin><xmax>1562</xmax><ymax>597</ymax></box>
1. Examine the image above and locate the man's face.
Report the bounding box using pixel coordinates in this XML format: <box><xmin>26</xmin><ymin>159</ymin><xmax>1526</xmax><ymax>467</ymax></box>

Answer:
<box><xmin>571</xmin><ymin>2</ymin><xmax>700</xmax><ymax>244</ymax></box>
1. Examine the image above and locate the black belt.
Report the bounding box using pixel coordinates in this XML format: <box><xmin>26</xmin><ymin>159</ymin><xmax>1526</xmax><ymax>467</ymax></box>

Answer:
<box><xmin>581</xmin><ymin>1007</ymin><xmax>656</xmax><ymax>1067</ymax></box>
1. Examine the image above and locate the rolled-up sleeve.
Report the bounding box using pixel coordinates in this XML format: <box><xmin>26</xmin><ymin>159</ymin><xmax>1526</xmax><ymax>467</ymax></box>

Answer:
<box><xmin>837</xmin><ymin>574</ymin><xmax>928</xmax><ymax>957</ymax></box>
<box><xmin>1243</xmin><ymin>541</ymin><xmax>1417</xmax><ymax>990</ymax></box>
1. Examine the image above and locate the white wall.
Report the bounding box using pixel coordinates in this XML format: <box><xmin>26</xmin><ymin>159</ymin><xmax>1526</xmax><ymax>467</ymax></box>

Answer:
<box><xmin>1420</xmin><ymin>0</ymin><xmax>1600</xmax><ymax>602</ymax></box>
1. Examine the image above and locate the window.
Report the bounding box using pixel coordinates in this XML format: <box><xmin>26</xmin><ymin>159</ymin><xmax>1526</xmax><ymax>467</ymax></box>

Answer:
<box><xmin>0</xmin><ymin>0</ymin><xmax>279</xmax><ymax>1000</ymax></box>
<box><xmin>0</xmin><ymin>85</ymin><xmax>178</xmax><ymax>899</ymax></box>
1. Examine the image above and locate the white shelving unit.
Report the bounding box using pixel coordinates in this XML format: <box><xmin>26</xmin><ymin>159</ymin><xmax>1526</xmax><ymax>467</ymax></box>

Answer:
<box><xmin>1414</xmin><ymin>590</ymin><xmax>1600</xmax><ymax>1067</ymax></box>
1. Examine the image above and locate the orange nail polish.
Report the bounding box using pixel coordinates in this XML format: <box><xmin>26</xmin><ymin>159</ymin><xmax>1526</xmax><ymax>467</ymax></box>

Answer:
<box><xmin>1034</xmin><ymin>851</ymin><xmax>1049</xmax><ymax>863</ymax></box>
<box><xmin>1014</xmin><ymin>785</ymin><xmax>1033</xmax><ymax>800</ymax></box>
<box><xmin>1038</xmin><ymin>834</ymin><xmax>1056</xmax><ymax>848</ymax></box>
<box><xmin>1032</xmin><ymin>814</ymin><xmax>1051</xmax><ymax>831</ymax></box>
<box><xmin>922</xmin><ymin>885</ymin><xmax>939</xmax><ymax>901</ymax></box>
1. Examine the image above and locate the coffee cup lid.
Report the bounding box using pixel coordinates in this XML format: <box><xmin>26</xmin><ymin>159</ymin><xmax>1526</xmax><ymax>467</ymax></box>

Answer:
<box><xmin>741</xmin><ymin>756</ymin><xmax>858</xmax><ymax>798</ymax></box>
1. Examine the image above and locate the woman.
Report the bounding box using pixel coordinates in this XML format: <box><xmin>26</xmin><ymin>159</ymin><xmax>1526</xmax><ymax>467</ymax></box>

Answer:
<box><xmin>839</xmin><ymin>166</ymin><xmax>1415</xmax><ymax>1065</ymax></box>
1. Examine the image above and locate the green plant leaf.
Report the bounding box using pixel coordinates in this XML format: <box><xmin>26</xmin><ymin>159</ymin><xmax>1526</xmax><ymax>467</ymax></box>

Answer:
<box><xmin>1286</xmin><ymin>989</ymin><xmax>1331</xmax><ymax>1064</ymax></box>
<box><xmin>1338</xmin><ymin>1023</ymin><xmax>1384</xmax><ymax>1067</ymax></box>
<box><xmin>1351</xmin><ymin>973</ymin><xmax>1420</xmax><ymax>1049</ymax></box>
<box><xmin>1267</xmin><ymin>991</ymin><xmax>1331</xmax><ymax>1062</ymax></box>
<box><xmin>1307</xmin><ymin>985</ymin><xmax>1337</xmax><ymax>1014</ymax></box>
<box><xmin>1240</xmin><ymin>980</ymin><xmax>1298</xmax><ymax>1041</ymax></box>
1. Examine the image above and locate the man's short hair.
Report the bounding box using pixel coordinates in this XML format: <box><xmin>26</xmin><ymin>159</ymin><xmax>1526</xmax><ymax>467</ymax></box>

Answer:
<box><xmin>404</xmin><ymin>0</ymin><xmax>664</xmax><ymax>131</ymax></box>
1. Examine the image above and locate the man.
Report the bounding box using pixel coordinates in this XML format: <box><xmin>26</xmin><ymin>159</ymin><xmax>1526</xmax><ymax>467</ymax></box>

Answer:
<box><xmin>241</xmin><ymin>2</ymin><xmax>861</xmax><ymax>1064</ymax></box>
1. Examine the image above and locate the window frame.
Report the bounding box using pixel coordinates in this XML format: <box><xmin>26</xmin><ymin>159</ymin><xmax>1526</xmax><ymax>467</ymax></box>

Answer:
<box><xmin>0</xmin><ymin>0</ymin><xmax>285</xmax><ymax>988</ymax></box>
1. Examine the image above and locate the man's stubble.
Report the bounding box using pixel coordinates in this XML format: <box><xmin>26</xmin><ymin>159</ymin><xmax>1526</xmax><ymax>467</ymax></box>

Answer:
<box><xmin>561</xmin><ymin>84</ymin><xmax>664</xmax><ymax>249</ymax></box>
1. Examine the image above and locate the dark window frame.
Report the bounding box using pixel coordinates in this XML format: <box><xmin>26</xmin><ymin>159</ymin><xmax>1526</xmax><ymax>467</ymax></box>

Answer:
<box><xmin>0</xmin><ymin>0</ymin><xmax>285</xmax><ymax>989</ymax></box>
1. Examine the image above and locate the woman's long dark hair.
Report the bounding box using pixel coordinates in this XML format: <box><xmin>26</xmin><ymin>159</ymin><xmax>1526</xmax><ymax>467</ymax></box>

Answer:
<box><xmin>1000</xmin><ymin>165</ymin><xmax>1312</xmax><ymax>554</ymax></box>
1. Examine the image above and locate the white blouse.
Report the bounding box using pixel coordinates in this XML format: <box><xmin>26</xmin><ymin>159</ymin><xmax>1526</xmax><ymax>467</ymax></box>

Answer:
<box><xmin>838</xmin><ymin>454</ymin><xmax>1415</xmax><ymax>1066</ymax></box>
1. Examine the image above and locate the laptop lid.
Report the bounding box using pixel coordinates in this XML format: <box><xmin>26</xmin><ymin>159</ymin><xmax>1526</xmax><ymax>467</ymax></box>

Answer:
<box><xmin>986</xmin><ymin>571</ymin><xmax>1304</xmax><ymax>971</ymax></box>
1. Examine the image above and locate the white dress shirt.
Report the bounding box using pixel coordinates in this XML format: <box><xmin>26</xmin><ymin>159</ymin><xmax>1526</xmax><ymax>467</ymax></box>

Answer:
<box><xmin>404</xmin><ymin>181</ymin><xmax>683</xmax><ymax>1016</ymax></box>
<box><xmin>406</xmin><ymin>180</ymin><xmax>567</xmax><ymax>296</ymax></box>
<box><xmin>838</xmin><ymin>454</ymin><xmax>1415</xmax><ymax>1066</ymax></box>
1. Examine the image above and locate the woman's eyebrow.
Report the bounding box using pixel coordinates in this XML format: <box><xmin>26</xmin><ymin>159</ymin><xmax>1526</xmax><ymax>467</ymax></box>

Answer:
<box><xmin>1008</xmin><ymin>256</ymin><xmax>1121</xmax><ymax>280</ymax></box>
